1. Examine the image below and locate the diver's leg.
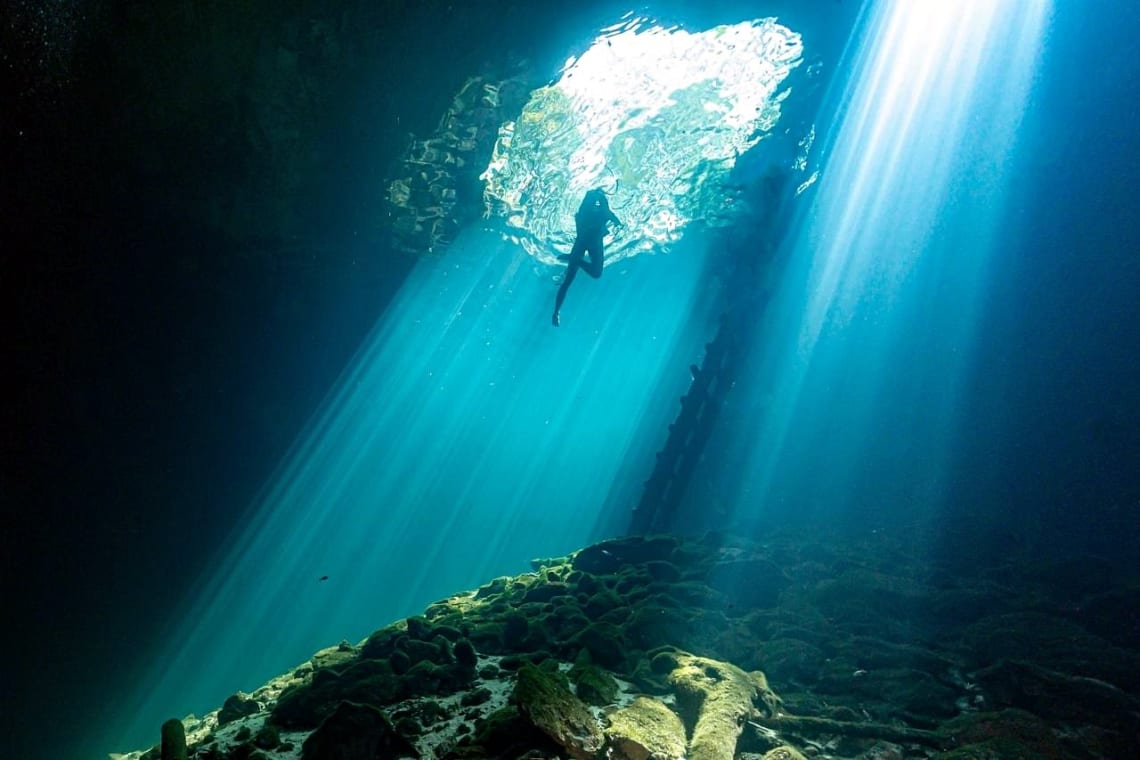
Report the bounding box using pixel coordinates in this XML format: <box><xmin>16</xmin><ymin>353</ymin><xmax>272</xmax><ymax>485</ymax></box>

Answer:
<box><xmin>580</xmin><ymin>240</ymin><xmax>604</xmax><ymax>278</ymax></box>
<box><xmin>553</xmin><ymin>261</ymin><xmax>580</xmax><ymax>326</ymax></box>
<box><xmin>558</xmin><ymin>237</ymin><xmax>587</xmax><ymax>264</ymax></box>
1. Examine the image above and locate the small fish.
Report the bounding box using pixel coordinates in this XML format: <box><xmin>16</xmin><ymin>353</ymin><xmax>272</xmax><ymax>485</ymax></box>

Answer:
<box><xmin>853</xmin><ymin>669</ymin><xmax>868</xmax><ymax>677</ymax></box>
<box><xmin>319</xmin><ymin>575</ymin><xmax>329</xmax><ymax>582</ymax></box>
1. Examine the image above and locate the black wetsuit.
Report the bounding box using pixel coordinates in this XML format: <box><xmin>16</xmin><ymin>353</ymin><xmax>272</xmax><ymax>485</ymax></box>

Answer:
<box><xmin>553</xmin><ymin>190</ymin><xmax>620</xmax><ymax>325</ymax></box>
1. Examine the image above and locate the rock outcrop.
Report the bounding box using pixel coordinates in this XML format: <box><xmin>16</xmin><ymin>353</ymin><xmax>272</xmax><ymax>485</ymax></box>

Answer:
<box><xmin>514</xmin><ymin>664</ymin><xmax>604</xmax><ymax>760</ymax></box>
<box><xmin>604</xmin><ymin>696</ymin><xmax>686</xmax><ymax>760</ymax></box>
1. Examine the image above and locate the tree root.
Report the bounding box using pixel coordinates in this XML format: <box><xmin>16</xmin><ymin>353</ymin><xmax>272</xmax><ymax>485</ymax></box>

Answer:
<box><xmin>748</xmin><ymin>713</ymin><xmax>946</xmax><ymax>749</ymax></box>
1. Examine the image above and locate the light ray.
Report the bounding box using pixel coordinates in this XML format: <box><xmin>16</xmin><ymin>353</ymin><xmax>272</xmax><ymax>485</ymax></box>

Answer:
<box><xmin>711</xmin><ymin>0</ymin><xmax>1052</xmax><ymax>530</ymax></box>
<box><xmin>114</xmin><ymin>222</ymin><xmax>713</xmax><ymax>752</ymax></box>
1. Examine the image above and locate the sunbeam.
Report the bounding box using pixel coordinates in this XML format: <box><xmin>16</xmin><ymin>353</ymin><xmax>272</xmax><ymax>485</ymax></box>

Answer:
<box><xmin>701</xmin><ymin>0</ymin><xmax>1052</xmax><ymax>531</ymax></box>
<box><xmin>118</xmin><ymin>221</ymin><xmax>715</xmax><ymax>747</ymax></box>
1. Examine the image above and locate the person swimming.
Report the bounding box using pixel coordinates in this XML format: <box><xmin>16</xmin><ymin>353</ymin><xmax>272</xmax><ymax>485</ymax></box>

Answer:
<box><xmin>552</xmin><ymin>189</ymin><xmax>622</xmax><ymax>327</ymax></box>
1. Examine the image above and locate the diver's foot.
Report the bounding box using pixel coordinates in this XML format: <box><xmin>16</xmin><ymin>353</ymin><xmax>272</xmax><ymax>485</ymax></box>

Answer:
<box><xmin>557</xmin><ymin>254</ymin><xmax>573</xmax><ymax>264</ymax></box>
<box><xmin>552</xmin><ymin>311</ymin><xmax>560</xmax><ymax>327</ymax></box>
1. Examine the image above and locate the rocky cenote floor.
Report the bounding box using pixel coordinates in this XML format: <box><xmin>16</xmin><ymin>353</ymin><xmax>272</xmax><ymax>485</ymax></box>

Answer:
<box><xmin>117</xmin><ymin>531</ymin><xmax>1140</xmax><ymax>759</ymax></box>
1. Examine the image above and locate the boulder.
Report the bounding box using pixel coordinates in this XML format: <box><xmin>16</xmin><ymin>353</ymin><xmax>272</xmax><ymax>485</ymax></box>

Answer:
<box><xmin>573</xmin><ymin>537</ymin><xmax>681</xmax><ymax>574</ymax></box>
<box><xmin>570</xmin><ymin>663</ymin><xmax>619</xmax><ymax>705</ymax></box>
<box><xmin>666</xmin><ymin>652</ymin><xmax>780</xmax><ymax>760</ymax></box>
<box><xmin>218</xmin><ymin>692</ymin><xmax>261</xmax><ymax>725</ymax></box>
<box><xmin>160</xmin><ymin>719</ymin><xmax>186</xmax><ymax>760</ymax></box>
<box><xmin>605</xmin><ymin>696</ymin><xmax>686</xmax><ymax>760</ymax></box>
<box><xmin>515</xmin><ymin>664</ymin><xmax>604</xmax><ymax>759</ymax></box>
<box><xmin>300</xmin><ymin>701</ymin><xmax>418</xmax><ymax>760</ymax></box>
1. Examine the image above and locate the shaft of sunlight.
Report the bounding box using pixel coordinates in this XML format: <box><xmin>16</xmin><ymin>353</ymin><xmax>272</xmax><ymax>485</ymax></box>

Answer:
<box><xmin>116</xmin><ymin>225</ymin><xmax>712</xmax><ymax>752</ymax></box>
<box><xmin>715</xmin><ymin>0</ymin><xmax>1052</xmax><ymax>531</ymax></box>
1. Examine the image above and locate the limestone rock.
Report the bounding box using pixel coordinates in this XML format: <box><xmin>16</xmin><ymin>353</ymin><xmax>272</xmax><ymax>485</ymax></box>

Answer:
<box><xmin>666</xmin><ymin>652</ymin><xmax>779</xmax><ymax>760</ymax></box>
<box><xmin>974</xmin><ymin>659</ymin><xmax>1140</xmax><ymax>729</ymax></box>
<box><xmin>218</xmin><ymin>692</ymin><xmax>261</xmax><ymax>725</ymax></box>
<box><xmin>515</xmin><ymin>664</ymin><xmax>604</xmax><ymax>759</ymax></box>
<box><xmin>962</xmin><ymin>612</ymin><xmax>1140</xmax><ymax>690</ymax></box>
<box><xmin>571</xmin><ymin>663</ymin><xmax>619</xmax><ymax>705</ymax></box>
<box><xmin>761</xmin><ymin>748</ymin><xmax>808</xmax><ymax>760</ymax></box>
<box><xmin>300</xmin><ymin>701</ymin><xmax>418</xmax><ymax>759</ymax></box>
<box><xmin>572</xmin><ymin>536</ymin><xmax>681</xmax><ymax>574</ymax></box>
<box><xmin>160</xmin><ymin>718</ymin><xmax>187</xmax><ymax>760</ymax></box>
<box><xmin>272</xmin><ymin>659</ymin><xmax>404</xmax><ymax>729</ymax></box>
<box><xmin>605</xmin><ymin>696</ymin><xmax>686</xmax><ymax>760</ymax></box>
<box><xmin>937</xmin><ymin>709</ymin><xmax>1064</xmax><ymax>758</ymax></box>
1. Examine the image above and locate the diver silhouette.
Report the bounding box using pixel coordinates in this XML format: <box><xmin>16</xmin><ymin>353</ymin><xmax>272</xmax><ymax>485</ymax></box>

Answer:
<box><xmin>552</xmin><ymin>189</ymin><xmax>622</xmax><ymax>327</ymax></box>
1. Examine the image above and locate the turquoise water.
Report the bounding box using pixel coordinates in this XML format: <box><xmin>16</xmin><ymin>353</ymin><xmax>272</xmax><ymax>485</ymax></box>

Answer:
<box><xmin>10</xmin><ymin>1</ymin><xmax>1134</xmax><ymax>757</ymax></box>
<box><xmin>115</xmin><ymin>224</ymin><xmax>718</xmax><ymax>751</ymax></box>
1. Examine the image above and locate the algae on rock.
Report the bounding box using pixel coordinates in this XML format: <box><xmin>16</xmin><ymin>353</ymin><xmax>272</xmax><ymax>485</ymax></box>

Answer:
<box><xmin>665</xmin><ymin>651</ymin><xmax>780</xmax><ymax>760</ymax></box>
<box><xmin>605</xmin><ymin>695</ymin><xmax>686</xmax><ymax>760</ymax></box>
<box><xmin>160</xmin><ymin>718</ymin><xmax>187</xmax><ymax>760</ymax></box>
<box><xmin>515</xmin><ymin>663</ymin><xmax>604</xmax><ymax>760</ymax></box>
<box><xmin>300</xmin><ymin>701</ymin><xmax>418</xmax><ymax>760</ymax></box>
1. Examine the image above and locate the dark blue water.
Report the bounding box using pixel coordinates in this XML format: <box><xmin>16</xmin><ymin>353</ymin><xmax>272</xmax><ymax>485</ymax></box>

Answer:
<box><xmin>5</xmin><ymin>1</ymin><xmax>1139</xmax><ymax>758</ymax></box>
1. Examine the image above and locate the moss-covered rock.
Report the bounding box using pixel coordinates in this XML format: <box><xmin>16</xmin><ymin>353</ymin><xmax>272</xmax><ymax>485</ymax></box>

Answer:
<box><xmin>217</xmin><ymin>692</ymin><xmax>261</xmax><ymax>725</ymax></box>
<box><xmin>401</xmin><ymin>656</ymin><xmax>476</xmax><ymax>696</ymax></box>
<box><xmin>432</xmin><ymin>634</ymin><xmax>455</xmax><ymax>663</ymax></box>
<box><xmin>809</xmin><ymin>568</ymin><xmax>931</xmax><ymax>632</ymax></box>
<box><xmin>962</xmin><ymin>612</ymin><xmax>1140</xmax><ymax>691</ymax></box>
<box><xmin>626</xmin><ymin>605</ymin><xmax>694</xmax><ymax>651</ymax></box>
<box><xmin>524</xmin><ymin>582</ymin><xmax>571</xmax><ymax>604</ymax></box>
<box><xmin>399</xmin><ymin>635</ymin><xmax>444</xmax><ymax>664</ymax></box>
<box><xmin>936</xmin><ymin>709</ymin><xmax>1063</xmax><ymax>758</ymax></box>
<box><xmin>454</xmin><ymin>638</ymin><xmax>477</xmax><ymax>669</ymax></box>
<box><xmin>474</xmin><ymin>576</ymin><xmax>510</xmax><ymax>599</ymax></box>
<box><xmin>406</xmin><ymin>615</ymin><xmax>434</xmax><ymax>640</ymax></box>
<box><xmin>447</xmin><ymin>706</ymin><xmax>562</xmax><ymax>758</ymax></box>
<box><xmin>605</xmin><ymin>696</ymin><xmax>686</xmax><ymax>760</ymax></box>
<box><xmin>575</xmin><ymin>572</ymin><xmax>602</xmax><ymax>595</ymax></box>
<box><xmin>583</xmin><ymin>589</ymin><xmax>625</xmax><ymax>619</ymax></box>
<box><xmin>252</xmin><ymin>723</ymin><xmax>280</xmax><ymax>750</ymax></box>
<box><xmin>360</xmin><ymin>626</ymin><xmax>403</xmax><ymax>660</ymax></box>
<box><xmin>572</xmin><ymin>536</ymin><xmax>680</xmax><ymax>574</ymax></box>
<box><xmin>668</xmin><ymin>653</ymin><xmax>779</xmax><ymax>760</ymax></box>
<box><xmin>390</xmin><ymin>648</ymin><xmax>412</xmax><ymax>675</ymax></box>
<box><xmin>160</xmin><ymin>719</ymin><xmax>186</xmax><ymax>760</ymax></box>
<box><xmin>1075</xmin><ymin>585</ymin><xmax>1140</xmax><ymax>649</ymax></box>
<box><xmin>816</xmin><ymin>666</ymin><xmax>957</xmax><ymax>718</ymax></box>
<box><xmin>300</xmin><ymin>701</ymin><xmax>418</xmax><ymax>759</ymax></box>
<box><xmin>630</xmin><ymin>656</ymin><xmax>673</xmax><ymax>694</ymax></box>
<box><xmin>760</xmin><ymin>747</ymin><xmax>808</xmax><ymax>760</ymax></box>
<box><xmin>272</xmin><ymin>659</ymin><xmax>404</xmax><ymax>729</ymax></box>
<box><xmin>645</xmin><ymin>560</ymin><xmax>683</xmax><ymax>583</ymax></box>
<box><xmin>570</xmin><ymin>662</ymin><xmax>619</xmax><ymax>705</ymax></box>
<box><xmin>754</xmin><ymin>638</ymin><xmax>826</xmax><ymax>684</ymax></box>
<box><xmin>515</xmin><ymin>663</ymin><xmax>604</xmax><ymax>759</ymax></box>
<box><xmin>572</xmin><ymin>622</ymin><xmax>628</xmax><ymax>669</ymax></box>
<box><xmin>660</xmin><ymin>581</ymin><xmax>730</xmax><ymax>611</ymax></box>
<box><xmin>545</xmin><ymin>605</ymin><xmax>593</xmax><ymax>643</ymax></box>
<box><xmin>460</xmin><ymin>686</ymin><xmax>492</xmax><ymax>707</ymax></box>
<box><xmin>467</xmin><ymin>620</ymin><xmax>507</xmax><ymax>652</ymax></box>
<box><xmin>502</xmin><ymin>612</ymin><xmax>529</xmax><ymax>649</ymax></box>
<box><xmin>223</xmin><ymin>744</ymin><xmax>270</xmax><ymax>760</ymax></box>
<box><xmin>310</xmin><ymin>640</ymin><xmax>358</xmax><ymax>670</ymax></box>
<box><xmin>973</xmin><ymin>659</ymin><xmax>1140</xmax><ymax>729</ymax></box>
<box><xmin>704</xmin><ymin>558</ymin><xmax>789</xmax><ymax>611</ymax></box>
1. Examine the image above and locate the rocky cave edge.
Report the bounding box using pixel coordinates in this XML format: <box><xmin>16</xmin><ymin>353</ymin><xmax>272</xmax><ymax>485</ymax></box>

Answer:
<box><xmin>119</xmin><ymin>531</ymin><xmax>1140</xmax><ymax>760</ymax></box>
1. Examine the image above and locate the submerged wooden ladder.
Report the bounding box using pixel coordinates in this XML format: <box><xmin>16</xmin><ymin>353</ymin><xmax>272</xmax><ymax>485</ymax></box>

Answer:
<box><xmin>630</xmin><ymin>170</ymin><xmax>794</xmax><ymax>535</ymax></box>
